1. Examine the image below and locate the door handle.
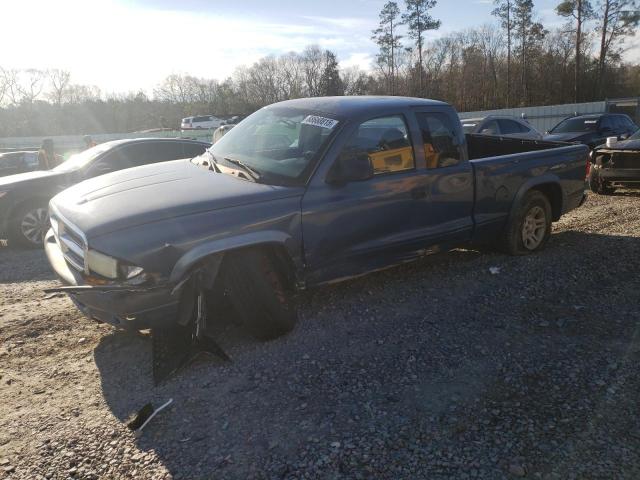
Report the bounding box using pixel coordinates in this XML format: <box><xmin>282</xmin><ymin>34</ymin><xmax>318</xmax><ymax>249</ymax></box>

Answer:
<box><xmin>410</xmin><ymin>186</ymin><xmax>428</xmax><ymax>199</ymax></box>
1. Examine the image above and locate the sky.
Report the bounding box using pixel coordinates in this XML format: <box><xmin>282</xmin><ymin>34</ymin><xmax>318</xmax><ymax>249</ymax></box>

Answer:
<box><xmin>0</xmin><ymin>0</ymin><xmax>638</xmax><ymax>95</ymax></box>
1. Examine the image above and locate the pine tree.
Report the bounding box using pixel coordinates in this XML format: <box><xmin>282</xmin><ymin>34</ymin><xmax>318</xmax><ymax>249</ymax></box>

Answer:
<box><xmin>492</xmin><ymin>0</ymin><xmax>515</xmax><ymax>107</ymax></box>
<box><xmin>319</xmin><ymin>51</ymin><xmax>344</xmax><ymax>96</ymax></box>
<box><xmin>401</xmin><ymin>0</ymin><xmax>441</xmax><ymax>96</ymax></box>
<box><xmin>372</xmin><ymin>2</ymin><xmax>404</xmax><ymax>94</ymax></box>
<box><xmin>557</xmin><ymin>0</ymin><xmax>595</xmax><ymax>102</ymax></box>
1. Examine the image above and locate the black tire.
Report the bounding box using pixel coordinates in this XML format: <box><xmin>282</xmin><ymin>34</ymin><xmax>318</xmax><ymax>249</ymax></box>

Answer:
<box><xmin>588</xmin><ymin>167</ymin><xmax>615</xmax><ymax>195</ymax></box>
<box><xmin>222</xmin><ymin>249</ymin><xmax>297</xmax><ymax>340</ymax></box>
<box><xmin>500</xmin><ymin>190</ymin><xmax>552</xmax><ymax>256</ymax></box>
<box><xmin>7</xmin><ymin>201</ymin><xmax>49</xmax><ymax>249</ymax></box>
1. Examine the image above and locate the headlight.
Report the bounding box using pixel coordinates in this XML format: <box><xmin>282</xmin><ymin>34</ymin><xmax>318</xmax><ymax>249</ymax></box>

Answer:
<box><xmin>86</xmin><ymin>249</ymin><xmax>145</xmax><ymax>281</ymax></box>
<box><xmin>86</xmin><ymin>249</ymin><xmax>119</xmax><ymax>279</ymax></box>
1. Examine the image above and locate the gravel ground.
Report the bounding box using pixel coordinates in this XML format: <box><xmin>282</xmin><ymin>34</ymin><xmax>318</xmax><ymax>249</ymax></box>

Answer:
<box><xmin>1</xmin><ymin>191</ymin><xmax>639</xmax><ymax>479</ymax></box>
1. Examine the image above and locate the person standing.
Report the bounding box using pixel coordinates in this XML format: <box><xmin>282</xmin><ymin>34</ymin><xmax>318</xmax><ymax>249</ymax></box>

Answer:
<box><xmin>38</xmin><ymin>138</ymin><xmax>56</xmax><ymax>170</ymax></box>
<box><xmin>83</xmin><ymin>135</ymin><xmax>97</xmax><ymax>150</ymax></box>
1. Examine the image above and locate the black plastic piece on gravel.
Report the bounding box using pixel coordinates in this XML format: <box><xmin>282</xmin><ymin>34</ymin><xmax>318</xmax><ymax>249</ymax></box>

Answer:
<box><xmin>151</xmin><ymin>326</ymin><xmax>230</xmax><ymax>385</ymax></box>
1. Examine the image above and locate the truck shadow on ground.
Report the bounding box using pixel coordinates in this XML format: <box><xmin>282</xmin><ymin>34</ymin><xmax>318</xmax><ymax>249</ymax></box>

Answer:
<box><xmin>92</xmin><ymin>229</ymin><xmax>640</xmax><ymax>478</ymax></box>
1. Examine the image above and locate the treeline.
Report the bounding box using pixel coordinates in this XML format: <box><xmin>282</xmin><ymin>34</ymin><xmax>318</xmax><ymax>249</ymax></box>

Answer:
<box><xmin>0</xmin><ymin>0</ymin><xmax>639</xmax><ymax>137</ymax></box>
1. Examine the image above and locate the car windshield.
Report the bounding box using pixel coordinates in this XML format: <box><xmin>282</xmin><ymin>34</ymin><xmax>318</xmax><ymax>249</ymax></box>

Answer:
<box><xmin>551</xmin><ymin>117</ymin><xmax>600</xmax><ymax>133</ymax></box>
<box><xmin>628</xmin><ymin>128</ymin><xmax>640</xmax><ymax>140</ymax></box>
<box><xmin>53</xmin><ymin>143</ymin><xmax>113</xmax><ymax>172</ymax></box>
<box><xmin>208</xmin><ymin>106</ymin><xmax>340</xmax><ymax>185</ymax></box>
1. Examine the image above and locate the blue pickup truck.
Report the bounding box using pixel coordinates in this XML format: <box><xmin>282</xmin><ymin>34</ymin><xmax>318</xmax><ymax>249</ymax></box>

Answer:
<box><xmin>45</xmin><ymin>96</ymin><xmax>588</xmax><ymax>341</ymax></box>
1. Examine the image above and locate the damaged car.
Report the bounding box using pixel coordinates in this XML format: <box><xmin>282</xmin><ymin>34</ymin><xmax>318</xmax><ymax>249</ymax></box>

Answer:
<box><xmin>44</xmin><ymin>96</ymin><xmax>589</xmax><ymax>376</ymax></box>
<box><xmin>588</xmin><ymin>128</ymin><xmax>640</xmax><ymax>194</ymax></box>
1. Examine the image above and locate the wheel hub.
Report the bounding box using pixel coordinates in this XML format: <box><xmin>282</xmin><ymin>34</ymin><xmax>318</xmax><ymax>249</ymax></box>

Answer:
<box><xmin>521</xmin><ymin>206</ymin><xmax>546</xmax><ymax>250</ymax></box>
<box><xmin>20</xmin><ymin>207</ymin><xmax>49</xmax><ymax>245</ymax></box>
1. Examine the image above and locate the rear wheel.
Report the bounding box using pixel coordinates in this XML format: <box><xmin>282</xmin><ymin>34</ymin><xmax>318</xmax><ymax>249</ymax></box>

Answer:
<box><xmin>222</xmin><ymin>249</ymin><xmax>297</xmax><ymax>340</ymax></box>
<box><xmin>588</xmin><ymin>168</ymin><xmax>615</xmax><ymax>195</ymax></box>
<box><xmin>8</xmin><ymin>202</ymin><xmax>49</xmax><ymax>248</ymax></box>
<box><xmin>500</xmin><ymin>190</ymin><xmax>552</xmax><ymax>255</ymax></box>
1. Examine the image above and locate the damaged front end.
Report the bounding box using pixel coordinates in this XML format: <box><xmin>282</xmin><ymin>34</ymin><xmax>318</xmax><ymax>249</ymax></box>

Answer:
<box><xmin>592</xmin><ymin>148</ymin><xmax>640</xmax><ymax>187</ymax></box>
<box><xmin>45</xmin><ymin>223</ymin><xmax>231</xmax><ymax>384</ymax></box>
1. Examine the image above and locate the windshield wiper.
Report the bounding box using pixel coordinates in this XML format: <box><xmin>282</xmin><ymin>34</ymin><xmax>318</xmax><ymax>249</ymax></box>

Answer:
<box><xmin>223</xmin><ymin>156</ymin><xmax>261</xmax><ymax>182</ymax></box>
<box><xmin>192</xmin><ymin>150</ymin><xmax>221</xmax><ymax>172</ymax></box>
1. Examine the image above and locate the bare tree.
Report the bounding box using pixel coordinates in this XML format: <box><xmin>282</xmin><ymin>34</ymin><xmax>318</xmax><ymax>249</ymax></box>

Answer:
<box><xmin>48</xmin><ymin>69</ymin><xmax>72</xmax><ymax>105</ymax></box>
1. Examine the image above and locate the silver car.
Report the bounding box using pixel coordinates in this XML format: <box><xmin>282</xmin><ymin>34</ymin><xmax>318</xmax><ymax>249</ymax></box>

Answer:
<box><xmin>461</xmin><ymin>115</ymin><xmax>542</xmax><ymax>140</ymax></box>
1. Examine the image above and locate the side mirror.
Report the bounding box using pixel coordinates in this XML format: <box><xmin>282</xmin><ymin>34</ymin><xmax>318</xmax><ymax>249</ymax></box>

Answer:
<box><xmin>327</xmin><ymin>151</ymin><xmax>374</xmax><ymax>184</ymax></box>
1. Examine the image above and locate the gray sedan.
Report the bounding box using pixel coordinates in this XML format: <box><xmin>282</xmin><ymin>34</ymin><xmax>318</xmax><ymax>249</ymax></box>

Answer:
<box><xmin>461</xmin><ymin>115</ymin><xmax>542</xmax><ymax>140</ymax></box>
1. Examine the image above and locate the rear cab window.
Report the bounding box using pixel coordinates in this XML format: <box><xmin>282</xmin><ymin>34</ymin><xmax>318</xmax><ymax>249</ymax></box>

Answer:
<box><xmin>416</xmin><ymin>112</ymin><xmax>462</xmax><ymax>168</ymax></box>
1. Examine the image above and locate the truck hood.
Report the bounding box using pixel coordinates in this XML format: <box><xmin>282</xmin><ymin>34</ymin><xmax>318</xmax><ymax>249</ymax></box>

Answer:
<box><xmin>51</xmin><ymin>159</ymin><xmax>303</xmax><ymax>239</ymax></box>
<box><xmin>601</xmin><ymin>138</ymin><xmax>640</xmax><ymax>151</ymax></box>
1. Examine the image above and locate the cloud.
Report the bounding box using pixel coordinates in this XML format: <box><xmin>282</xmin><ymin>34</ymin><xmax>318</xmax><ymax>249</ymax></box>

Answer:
<box><xmin>0</xmin><ymin>0</ymin><xmax>376</xmax><ymax>93</ymax></box>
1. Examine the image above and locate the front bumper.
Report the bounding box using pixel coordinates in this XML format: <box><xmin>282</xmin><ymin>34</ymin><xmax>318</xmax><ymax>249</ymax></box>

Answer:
<box><xmin>44</xmin><ymin>229</ymin><xmax>180</xmax><ymax>330</ymax></box>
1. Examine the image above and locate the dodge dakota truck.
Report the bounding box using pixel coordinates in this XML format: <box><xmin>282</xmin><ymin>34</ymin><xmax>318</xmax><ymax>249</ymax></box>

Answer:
<box><xmin>45</xmin><ymin>96</ymin><xmax>588</xmax><ymax>342</ymax></box>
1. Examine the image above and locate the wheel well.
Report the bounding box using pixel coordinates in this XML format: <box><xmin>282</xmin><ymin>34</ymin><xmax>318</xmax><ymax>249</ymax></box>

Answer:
<box><xmin>8</xmin><ymin>197</ymin><xmax>49</xmax><ymax>223</ymax></box>
<box><xmin>531</xmin><ymin>183</ymin><xmax>562</xmax><ymax>221</ymax></box>
<box><xmin>194</xmin><ymin>243</ymin><xmax>299</xmax><ymax>291</ymax></box>
<box><xmin>252</xmin><ymin>244</ymin><xmax>298</xmax><ymax>290</ymax></box>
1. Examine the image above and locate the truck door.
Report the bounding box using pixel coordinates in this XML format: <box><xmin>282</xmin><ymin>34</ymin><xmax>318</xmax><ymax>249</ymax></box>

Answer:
<box><xmin>301</xmin><ymin>112</ymin><xmax>467</xmax><ymax>285</ymax></box>
<box><xmin>412</xmin><ymin>109</ymin><xmax>474</xmax><ymax>244</ymax></box>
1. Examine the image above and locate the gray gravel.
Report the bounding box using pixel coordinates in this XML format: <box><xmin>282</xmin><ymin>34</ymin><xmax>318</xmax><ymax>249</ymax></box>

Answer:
<box><xmin>1</xmin><ymin>191</ymin><xmax>640</xmax><ymax>479</ymax></box>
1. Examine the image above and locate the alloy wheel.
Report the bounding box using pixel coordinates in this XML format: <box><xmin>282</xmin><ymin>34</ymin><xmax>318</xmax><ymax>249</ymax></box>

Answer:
<box><xmin>521</xmin><ymin>206</ymin><xmax>546</xmax><ymax>250</ymax></box>
<box><xmin>20</xmin><ymin>207</ymin><xmax>49</xmax><ymax>246</ymax></box>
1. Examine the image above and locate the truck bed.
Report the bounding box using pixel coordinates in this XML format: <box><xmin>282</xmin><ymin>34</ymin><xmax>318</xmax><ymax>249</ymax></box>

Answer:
<box><xmin>466</xmin><ymin>134</ymin><xmax>589</xmax><ymax>243</ymax></box>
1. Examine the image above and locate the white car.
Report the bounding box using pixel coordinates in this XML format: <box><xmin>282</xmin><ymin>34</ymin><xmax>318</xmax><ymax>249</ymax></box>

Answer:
<box><xmin>181</xmin><ymin>115</ymin><xmax>224</xmax><ymax>130</ymax></box>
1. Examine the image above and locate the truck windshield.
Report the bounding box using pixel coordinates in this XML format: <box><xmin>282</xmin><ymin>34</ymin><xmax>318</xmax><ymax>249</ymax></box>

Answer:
<box><xmin>208</xmin><ymin>106</ymin><xmax>340</xmax><ymax>185</ymax></box>
<box><xmin>551</xmin><ymin>117</ymin><xmax>600</xmax><ymax>133</ymax></box>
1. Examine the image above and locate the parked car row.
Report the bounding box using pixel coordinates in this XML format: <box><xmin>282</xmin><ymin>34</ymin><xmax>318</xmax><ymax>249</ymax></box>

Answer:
<box><xmin>461</xmin><ymin>112</ymin><xmax>639</xmax><ymax>147</ymax></box>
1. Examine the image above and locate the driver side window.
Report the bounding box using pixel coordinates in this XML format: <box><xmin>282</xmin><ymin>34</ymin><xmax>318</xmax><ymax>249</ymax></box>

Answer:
<box><xmin>339</xmin><ymin>115</ymin><xmax>415</xmax><ymax>176</ymax></box>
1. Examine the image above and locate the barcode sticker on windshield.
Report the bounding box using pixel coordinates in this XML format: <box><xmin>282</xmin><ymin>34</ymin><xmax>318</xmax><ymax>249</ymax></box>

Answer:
<box><xmin>302</xmin><ymin>115</ymin><xmax>339</xmax><ymax>129</ymax></box>
<box><xmin>584</xmin><ymin>120</ymin><xmax>598</xmax><ymax>124</ymax></box>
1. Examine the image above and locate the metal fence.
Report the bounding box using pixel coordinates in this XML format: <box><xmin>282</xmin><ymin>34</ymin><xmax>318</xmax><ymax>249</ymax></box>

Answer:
<box><xmin>459</xmin><ymin>97</ymin><xmax>640</xmax><ymax>133</ymax></box>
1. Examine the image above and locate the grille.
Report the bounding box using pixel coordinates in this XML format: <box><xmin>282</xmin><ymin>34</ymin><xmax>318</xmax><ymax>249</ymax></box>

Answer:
<box><xmin>611</xmin><ymin>152</ymin><xmax>640</xmax><ymax>170</ymax></box>
<box><xmin>50</xmin><ymin>212</ymin><xmax>87</xmax><ymax>274</ymax></box>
